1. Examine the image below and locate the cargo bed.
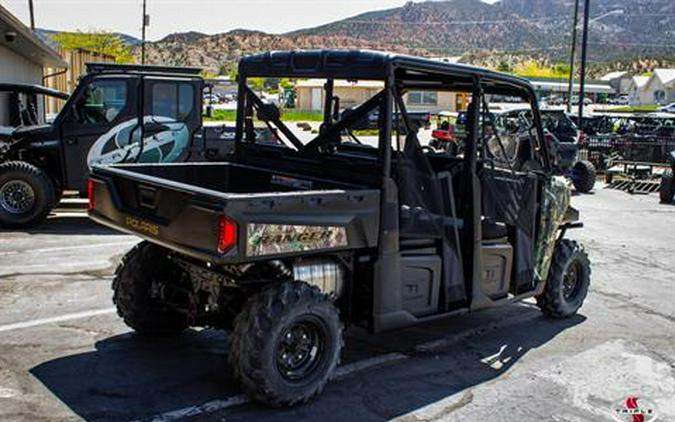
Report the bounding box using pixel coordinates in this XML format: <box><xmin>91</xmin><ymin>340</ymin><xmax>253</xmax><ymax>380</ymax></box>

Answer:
<box><xmin>88</xmin><ymin>162</ymin><xmax>381</xmax><ymax>263</ymax></box>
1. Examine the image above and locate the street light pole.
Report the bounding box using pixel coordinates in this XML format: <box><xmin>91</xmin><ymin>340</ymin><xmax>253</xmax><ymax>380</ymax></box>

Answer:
<box><xmin>578</xmin><ymin>0</ymin><xmax>591</xmax><ymax>129</ymax></box>
<box><xmin>28</xmin><ymin>0</ymin><xmax>35</xmax><ymax>30</ymax></box>
<box><xmin>141</xmin><ymin>0</ymin><xmax>147</xmax><ymax>64</ymax></box>
<box><xmin>566</xmin><ymin>0</ymin><xmax>580</xmax><ymax>113</ymax></box>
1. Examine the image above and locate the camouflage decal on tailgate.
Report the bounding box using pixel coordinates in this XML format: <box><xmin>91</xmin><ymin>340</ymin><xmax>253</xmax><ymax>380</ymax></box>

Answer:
<box><xmin>246</xmin><ymin>224</ymin><xmax>347</xmax><ymax>257</ymax></box>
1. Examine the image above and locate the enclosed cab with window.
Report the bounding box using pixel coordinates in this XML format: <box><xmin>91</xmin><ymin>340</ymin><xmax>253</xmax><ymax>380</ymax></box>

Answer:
<box><xmin>0</xmin><ymin>63</ymin><xmax>234</xmax><ymax>228</ymax></box>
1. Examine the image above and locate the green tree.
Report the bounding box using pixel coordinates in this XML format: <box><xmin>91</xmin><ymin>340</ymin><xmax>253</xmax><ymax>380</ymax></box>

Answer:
<box><xmin>514</xmin><ymin>60</ymin><xmax>569</xmax><ymax>78</ymax></box>
<box><xmin>51</xmin><ymin>31</ymin><xmax>134</xmax><ymax>63</ymax></box>
<box><xmin>497</xmin><ymin>61</ymin><xmax>512</xmax><ymax>73</ymax></box>
<box><xmin>248</xmin><ymin>77</ymin><xmax>265</xmax><ymax>94</ymax></box>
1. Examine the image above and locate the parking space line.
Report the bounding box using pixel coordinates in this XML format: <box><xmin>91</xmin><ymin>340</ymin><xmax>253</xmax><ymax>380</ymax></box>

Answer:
<box><xmin>140</xmin><ymin>352</ymin><xmax>408</xmax><ymax>421</ymax></box>
<box><xmin>334</xmin><ymin>352</ymin><xmax>407</xmax><ymax>378</ymax></box>
<box><xmin>0</xmin><ymin>241</ymin><xmax>136</xmax><ymax>257</ymax></box>
<box><xmin>142</xmin><ymin>395</ymin><xmax>249</xmax><ymax>422</ymax></box>
<box><xmin>0</xmin><ymin>308</ymin><xmax>117</xmax><ymax>333</ymax></box>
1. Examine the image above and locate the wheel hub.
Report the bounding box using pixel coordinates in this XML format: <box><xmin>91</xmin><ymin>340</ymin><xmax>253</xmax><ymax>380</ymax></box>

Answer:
<box><xmin>0</xmin><ymin>180</ymin><xmax>35</xmax><ymax>214</ymax></box>
<box><xmin>563</xmin><ymin>261</ymin><xmax>581</xmax><ymax>300</ymax></box>
<box><xmin>276</xmin><ymin>319</ymin><xmax>325</xmax><ymax>382</ymax></box>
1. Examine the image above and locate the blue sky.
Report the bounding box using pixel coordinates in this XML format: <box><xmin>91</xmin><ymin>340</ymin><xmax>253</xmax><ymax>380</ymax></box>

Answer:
<box><xmin>2</xmin><ymin>0</ymin><xmax>499</xmax><ymax>41</ymax></box>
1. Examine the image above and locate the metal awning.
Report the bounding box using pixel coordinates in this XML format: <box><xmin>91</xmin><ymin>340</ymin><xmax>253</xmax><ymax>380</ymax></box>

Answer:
<box><xmin>0</xmin><ymin>4</ymin><xmax>67</xmax><ymax>68</ymax></box>
<box><xmin>530</xmin><ymin>80</ymin><xmax>615</xmax><ymax>95</ymax></box>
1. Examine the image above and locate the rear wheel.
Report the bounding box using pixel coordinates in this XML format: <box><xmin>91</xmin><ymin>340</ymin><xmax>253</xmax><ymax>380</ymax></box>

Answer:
<box><xmin>113</xmin><ymin>242</ymin><xmax>188</xmax><ymax>335</ymax></box>
<box><xmin>230</xmin><ymin>281</ymin><xmax>343</xmax><ymax>407</ymax></box>
<box><xmin>0</xmin><ymin>161</ymin><xmax>54</xmax><ymax>229</ymax></box>
<box><xmin>660</xmin><ymin>169</ymin><xmax>674</xmax><ymax>204</ymax></box>
<box><xmin>572</xmin><ymin>160</ymin><xmax>596</xmax><ymax>193</ymax></box>
<box><xmin>536</xmin><ymin>239</ymin><xmax>591</xmax><ymax>318</ymax></box>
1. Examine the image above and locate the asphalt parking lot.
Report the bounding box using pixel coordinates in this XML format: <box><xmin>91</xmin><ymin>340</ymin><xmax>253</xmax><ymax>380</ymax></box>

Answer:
<box><xmin>0</xmin><ymin>185</ymin><xmax>674</xmax><ymax>421</ymax></box>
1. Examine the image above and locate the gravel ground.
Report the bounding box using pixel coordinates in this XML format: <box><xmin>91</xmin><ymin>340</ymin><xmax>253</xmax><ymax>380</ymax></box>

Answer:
<box><xmin>0</xmin><ymin>186</ymin><xmax>673</xmax><ymax>422</ymax></box>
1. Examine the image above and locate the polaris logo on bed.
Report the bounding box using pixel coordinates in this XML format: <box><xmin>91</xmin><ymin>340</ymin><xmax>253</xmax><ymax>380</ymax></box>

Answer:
<box><xmin>246</xmin><ymin>224</ymin><xmax>347</xmax><ymax>256</ymax></box>
<box><xmin>124</xmin><ymin>216</ymin><xmax>159</xmax><ymax>236</ymax></box>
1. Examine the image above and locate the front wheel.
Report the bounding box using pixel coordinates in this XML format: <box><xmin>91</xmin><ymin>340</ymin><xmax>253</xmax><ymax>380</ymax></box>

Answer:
<box><xmin>536</xmin><ymin>239</ymin><xmax>591</xmax><ymax>318</ymax></box>
<box><xmin>660</xmin><ymin>169</ymin><xmax>674</xmax><ymax>204</ymax></box>
<box><xmin>572</xmin><ymin>160</ymin><xmax>596</xmax><ymax>193</ymax></box>
<box><xmin>230</xmin><ymin>281</ymin><xmax>343</xmax><ymax>407</ymax></box>
<box><xmin>0</xmin><ymin>161</ymin><xmax>55</xmax><ymax>228</ymax></box>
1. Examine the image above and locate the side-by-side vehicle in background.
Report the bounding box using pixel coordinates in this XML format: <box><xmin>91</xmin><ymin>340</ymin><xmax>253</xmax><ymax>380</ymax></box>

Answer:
<box><xmin>0</xmin><ymin>63</ymin><xmax>237</xmax><ymax>229</ymax></box>
<box><xmin>88</xmin><ymin>50</ymin><xmax>592</xmax><ymax>407</ymax></box>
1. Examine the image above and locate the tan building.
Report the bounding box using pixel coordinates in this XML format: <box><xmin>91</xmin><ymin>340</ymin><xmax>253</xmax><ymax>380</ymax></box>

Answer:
<box><xmin>43</xmin><ymin>48</ymin><xmax>116</xmax><ymax>114</ymax></box>
<box><xmin>295</xmin><ymin>79</ymin><xmax>469</xmax><ymax>113</ymax></box>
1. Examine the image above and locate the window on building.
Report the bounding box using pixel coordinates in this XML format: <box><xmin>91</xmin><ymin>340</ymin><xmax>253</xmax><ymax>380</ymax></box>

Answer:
<box><xmin>151</xmin><ymin>82</ymin><xmax>194</xmax><ymax>121</ymax></box>
<box><xmin>75</xmin><ymin>80</ymin><xmax>127</xmax><ymax>125</ymax></box>
<box><xmin>407</xmin><ymin>91</ymin><xmax>438</xmax><ymax>106</ymax></box>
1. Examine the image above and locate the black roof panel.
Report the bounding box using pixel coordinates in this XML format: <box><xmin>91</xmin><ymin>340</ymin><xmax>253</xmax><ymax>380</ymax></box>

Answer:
<box><xmin>86</xmin><ymin>62</ymin><xmax>203</xmax><ymax>76</ymax></box>
<box><xmin>239</xmin><ymin>50</ymin><xmax>532</xmax><ymax>90</ymax></box>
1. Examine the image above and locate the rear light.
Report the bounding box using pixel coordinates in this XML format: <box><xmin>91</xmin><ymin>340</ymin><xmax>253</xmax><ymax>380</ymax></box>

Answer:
<box><xmin>87</xmin><ymin>179</ymin><xmax>95</xmax><ymax>210</ymax></box>
<box><xmin>217</xmin><ymin>215</ymin><xmax>237</xmax><ymax>254</ymax></box>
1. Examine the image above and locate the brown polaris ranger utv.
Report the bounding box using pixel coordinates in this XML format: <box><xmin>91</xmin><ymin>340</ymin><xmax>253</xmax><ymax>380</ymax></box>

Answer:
<box><xmin>88</xmin><ymin>50</ymin><xmax>591</xmax><ymax>407</ymax></box>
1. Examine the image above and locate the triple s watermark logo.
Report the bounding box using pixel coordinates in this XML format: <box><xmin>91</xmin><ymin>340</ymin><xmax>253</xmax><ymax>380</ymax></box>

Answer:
<box><xmin>611</xmin><ymin>396</ymin><xmax>658</xmax><ymax>422</ymax></box>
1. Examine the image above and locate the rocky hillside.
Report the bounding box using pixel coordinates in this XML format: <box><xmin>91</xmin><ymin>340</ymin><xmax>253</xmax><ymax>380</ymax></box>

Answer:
<box><xmin>139</xmin><ymin>30</ymin><xmax>426</xmax><ymax>74</ymax></box>
<box><xmin>133</xmin><ymin>0</ymin><xmax>674</xmax><ymax>74</ymax></box>
<box><xmin>292</xmin><ymin>0</ymin><xmax>675</xmax><ymax>59</ymax></box>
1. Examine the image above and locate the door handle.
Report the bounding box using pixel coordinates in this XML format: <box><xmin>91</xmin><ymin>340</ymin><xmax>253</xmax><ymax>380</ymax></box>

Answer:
<box><xmin>66</xmin><ymin>138</ymin><xmax>78</xmax><ymax>146</ymax></box>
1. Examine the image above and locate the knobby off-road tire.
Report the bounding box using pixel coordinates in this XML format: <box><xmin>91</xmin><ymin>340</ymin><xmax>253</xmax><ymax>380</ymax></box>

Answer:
<box><xmin>572</xmin><ymin>160</ymin><xmax>597</xmax><ymax>193</ymax></box>
<box><xmin>230</xmin><ymin>281</ymin><xmax>343</xmax><ymax>407</ymax></box>
<box><xmin>112</xmin><ymin>242</ymin><xmax>188</xmax><ymax>335</ymax></box>
<box><xmin>0</xmin><ymin>161</ymin><xmax>55</xmax><ymax>229</ymax></box>
<box><xmin>536</xmin><ymin>239</ymin><xmax>591</xmax><ymax>319</ymax></box>
<box><xmin>660</xmin><ymin>169</ymin><xmax>674</xmax><ymax>204</ymax></box>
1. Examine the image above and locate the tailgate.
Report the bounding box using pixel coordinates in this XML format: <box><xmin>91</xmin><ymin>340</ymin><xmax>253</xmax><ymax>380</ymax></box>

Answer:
<box><xmin>88</xmin><ymin>166</ymin><xmax>230</xmax><ymax>261</ymax></box>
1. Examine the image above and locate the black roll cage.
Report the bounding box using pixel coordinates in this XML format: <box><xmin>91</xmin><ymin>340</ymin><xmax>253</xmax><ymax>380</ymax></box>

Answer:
<box><xmin>232</xmin><ymin>50</ymin><xmax>554</xmax><ymax>331</ymax></box>
<box><xmin>234</xmin><ymin>50</ymin><xmax>551</xmax><ymax>174</ymax></box>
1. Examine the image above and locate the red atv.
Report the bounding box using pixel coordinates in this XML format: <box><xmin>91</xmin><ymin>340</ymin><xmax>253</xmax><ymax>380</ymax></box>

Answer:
<box><xmin>429</xmin><ymin>111</ymin><xmax>460</xmax><ymax>155</ymax></box>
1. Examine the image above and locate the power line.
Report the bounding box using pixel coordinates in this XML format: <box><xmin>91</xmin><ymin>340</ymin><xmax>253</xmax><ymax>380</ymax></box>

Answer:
<box><xmin>332</xmin><ymin>14</ymin><xmax>675</xmax><ymax>27</ymax></box>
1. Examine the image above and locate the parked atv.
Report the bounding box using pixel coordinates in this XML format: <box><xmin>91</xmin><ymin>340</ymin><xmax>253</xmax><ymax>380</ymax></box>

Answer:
<box><xmin>429</xmin><ymin>111</ymin><xmax>459</xmax><ymax>154</ymax></box>
<box><xmin>89</xmin><ymin>50</ymin><xmax>591</xmax><ymax>407</ymax></box>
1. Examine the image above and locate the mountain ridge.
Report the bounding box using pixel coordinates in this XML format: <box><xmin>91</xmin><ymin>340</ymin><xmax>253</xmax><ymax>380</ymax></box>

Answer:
<box><xmin>39</xmin><ymin>0</ymin><xmax>675</xmax><ymax>75</ymax></box>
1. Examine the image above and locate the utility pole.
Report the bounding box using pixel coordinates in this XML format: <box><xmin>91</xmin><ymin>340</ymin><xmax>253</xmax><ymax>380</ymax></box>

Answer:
<box><xmin>566</xmin><ymin>0</ymin><xmax>580</xmax><ymax>113</ymax></box>
<box><xmin>28</xmin><ymin>0</ymin><xmax>35</xmax><ymax>29</ymax></box>
<box><xmin>141</xmin><ymin>0</ymin><xmax>148</xmax><ymax>64</ymax></box>
<box><xmin>578</xmin><ymin>0</ymin><xmax>591</xmax><ymax>129</ymax></box>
